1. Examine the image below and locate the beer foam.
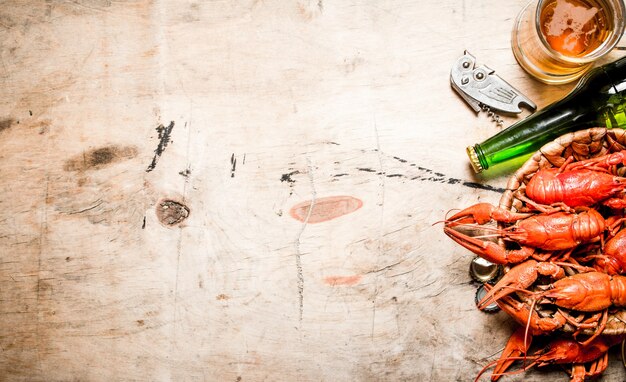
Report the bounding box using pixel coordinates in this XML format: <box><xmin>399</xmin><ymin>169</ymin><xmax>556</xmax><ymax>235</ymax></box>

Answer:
<box><xmin>544</xmin><ymin>0</ymin><xmax>599</xmax><ymax>53</ymax></box>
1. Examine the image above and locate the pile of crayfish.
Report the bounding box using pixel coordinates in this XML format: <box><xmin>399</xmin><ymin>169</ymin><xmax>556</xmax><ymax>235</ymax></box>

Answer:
<box><xmin>444</xmin><ymin>150</ymin><xmax>626</xmax><ymax>381</ymax></box>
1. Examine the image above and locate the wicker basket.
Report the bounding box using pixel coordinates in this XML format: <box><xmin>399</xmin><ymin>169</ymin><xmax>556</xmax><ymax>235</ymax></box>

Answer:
<box><xmin>498</xmin><ymin>127</ymin><xmax>626</xmax><ymax>336</ymax></box>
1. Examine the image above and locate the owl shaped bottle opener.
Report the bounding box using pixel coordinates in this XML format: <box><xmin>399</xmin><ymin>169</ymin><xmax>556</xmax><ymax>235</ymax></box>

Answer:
<box><xmin>451</xmin><ymin>51</ymin><xmax>536</xmax><ymax>126</ymax></box>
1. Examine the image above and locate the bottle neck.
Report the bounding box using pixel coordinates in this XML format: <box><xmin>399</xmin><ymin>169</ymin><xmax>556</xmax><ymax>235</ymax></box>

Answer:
<box><xmin>474</xmin><ymin>94</ymin><xmax>596</xmax><ymax>171</ymax></box>
<box><xmin>468</xmin><ymin>56</ymin><xmax>626</xmax><ymax>173</ymax></box>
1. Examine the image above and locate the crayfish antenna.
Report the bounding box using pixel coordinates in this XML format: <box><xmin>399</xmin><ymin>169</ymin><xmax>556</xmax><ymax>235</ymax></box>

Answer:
<box><xmin>552</xmin><ymin>261</ymin><xmax>596</xmax><ymax>273</ymax></box>
<box><xmin>523</xmin><ymin>298</ymin><xmax>538</xmax><ymax>366</ymax></box>
<box><xmin>473</xmin><ymin>356</ymin><xmax>539</xmax><ymax>382</ymax></box>
<box><xmin>432</xmin><ymin>210</ymin><xmax>460</xmax><ymax>226</ymax></box>
<box><xmin>432</xmin><ymin>208</ymin><xmax>464</xmax><ymax>227</ymax></box>
<box><xmin>443</xmin><ymin>208</ymin><xmax>461</xmax><ymax>220</ymax></box>
<box><xmin>474</xmin><ymin>358</ymin><xmax>501</xmax><ymax>382</ymax></box>
<box><xmin>479</xmin><ymin>284</ymin><xmax>537</xmax><ymax>311</ymax></box>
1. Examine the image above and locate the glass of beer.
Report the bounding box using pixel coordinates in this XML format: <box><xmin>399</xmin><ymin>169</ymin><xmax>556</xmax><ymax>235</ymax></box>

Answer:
<box><xmin>512</xmin><ymin>0</ymin><xmax>625</xmax><ymax>84</ymax></box>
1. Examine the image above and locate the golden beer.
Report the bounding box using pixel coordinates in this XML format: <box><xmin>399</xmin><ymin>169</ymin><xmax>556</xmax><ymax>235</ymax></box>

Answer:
<box><xmin>512</xmin><ymin>0</ymin><xmax>624</xmax><ymax>84</ymax></box>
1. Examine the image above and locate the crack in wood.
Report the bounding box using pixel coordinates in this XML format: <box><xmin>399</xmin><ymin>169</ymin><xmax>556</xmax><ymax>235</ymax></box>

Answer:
<box><xmin>293</xmin><ymin>158</ymin><xmax>315</xmax><ymax>323</ymax></box>
<box><xmin>284</xmin><ymin>150</ymin><xmax>505</xmax><ymax>194</ymax></box>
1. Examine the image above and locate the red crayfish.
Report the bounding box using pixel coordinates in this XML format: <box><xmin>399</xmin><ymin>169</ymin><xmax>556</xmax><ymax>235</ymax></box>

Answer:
<box><xmin>478</xmin><ymin>261</ymin><xmax>626</xmax><ymax>340</ymax></box>
<box><xmin>472</xmin><ymin>263</ymin><xmax>626</xmax><ymax>381</ymax></box>
<box><xmin>478</xmin><ymin>261</ymin><xmax>626</xmax><ymax>313</ymax></box>
<box><xmin>523</xmin><ymin>150</ymin><xmax>626</xmax><ymax>210</ymax></box>
<box><xmin>475</xmin><ymin>326</ymin><xmax>625</xmax><ymax>382</ymax></box>
<box><xmin>443</xmin><ymin>204</ymin><xmax>605</xmax><ymax>265</ymax></box>
<box><xmin>443</xmin><ymin>148</ymin><xmax>626</xmax><ymax>381</ymax></box>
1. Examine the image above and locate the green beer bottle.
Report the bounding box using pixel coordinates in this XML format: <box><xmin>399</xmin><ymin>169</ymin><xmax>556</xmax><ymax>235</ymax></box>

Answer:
<box><xmin>467</xmin><ymin>55</ymin><xmax>626</xmax><ymax>173</ymax></box>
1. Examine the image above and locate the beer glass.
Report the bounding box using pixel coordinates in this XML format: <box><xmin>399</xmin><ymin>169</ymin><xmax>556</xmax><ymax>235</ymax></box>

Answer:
<box><xmin>512</xmin><ymin>0</ymin><xmax>625</xmax><ymax>84</ymax></box>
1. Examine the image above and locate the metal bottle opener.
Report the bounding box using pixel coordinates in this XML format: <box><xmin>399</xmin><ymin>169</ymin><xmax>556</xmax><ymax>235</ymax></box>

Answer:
<box><xmin>451</xmin><ymin>51</ymin><xmax>537</xmax><ymax>124</ymax></box>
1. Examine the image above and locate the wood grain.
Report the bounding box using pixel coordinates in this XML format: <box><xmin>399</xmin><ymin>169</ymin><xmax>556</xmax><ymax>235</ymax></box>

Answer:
<box><xmin>1</xmin><ymin>1</ymin><xmax>625</xmax><ymax>381</ymax></box>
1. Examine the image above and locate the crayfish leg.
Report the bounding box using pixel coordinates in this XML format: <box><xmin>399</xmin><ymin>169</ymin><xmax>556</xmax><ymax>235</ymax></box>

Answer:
<box><xmin>567</xmin><ymin>150</ymin><xmax>626</xmax><ymax>173</ymax></box>
<box><xmin>606</xmin><ymin>216</ymin><xmax>626</xmax><ymax>236</ymax></box>
<box><xmin>586</xmin><ymin>352</ymin><xmax>609</xmax><ymax>379</ymax></box>
<box><xmin>569</xmin><ymin>351</ymin><xmax>609</xmax><ymax>382</ymax></box>
<box><xmin>571</xmin><ymin>310</ymin><xmax>608</xmax><ymax>347</ymax></box>
<box><xmin>513</xmin><ymin>190</ymin><xmax>574</xmax><ymax>214</ymax></box>
<box><xmin>603</xmin><ymin>197</ymin><xmax>626</xmax><ymax>210</ymax></box>
<box><xmin>570</xmin><ymin>364</ymin><xmax>586</xmax><ymax>382</ymax></box>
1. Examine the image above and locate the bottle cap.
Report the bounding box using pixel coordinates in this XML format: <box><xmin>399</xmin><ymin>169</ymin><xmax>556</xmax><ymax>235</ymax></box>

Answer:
<box><xmin>466</xmin><ymin>145</ymin><xmax>483</xmax><ymax>173</ymax></box>
<box><xmin>475</xmin><ymin>284</ymin><xmax>500</xmax><ymax>313</ymax></box>
<box><xmin>469</xmin><ymin>256</ymin><xmax>501</xmax><ymax>283</ymax></box>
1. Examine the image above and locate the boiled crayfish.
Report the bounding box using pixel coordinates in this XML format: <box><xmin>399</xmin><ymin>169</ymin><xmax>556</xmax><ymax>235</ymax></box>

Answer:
<box><xmin>545</xmin><ymin>271</ymin><xmax>626</xmax><ymax>313</ymax></box>
<box><xmin>475</xmin><ymin>326</ymin><xmax>625</xmax><ymax>382</ymax></box>
<box><xmin>478</xmin><ymin>262</ymin><xmax>626</xmax><ymax>342</ymax></box>
<box><xmin>443</xmin><ymin>204</ymin><xmax>605</xmax><ymax>265</ymax></box>
<box><xmin>478</xmin><ymin>261</ymin><xmax>626</xmax><ymax>313</ymax></box>
<box><xmin>523</xmin><ymin>150</ymin><xmax>626</xmax><ymax>210</ymax></box>
<box><xmin>442</xmin><ymin>149</ymin><xmax>626</xmax><ymax>381</ymax></box>
<box><xmin>474</xmin><ymin>270</ymin><xmax>626</xmax><ymax>381</ymax></box>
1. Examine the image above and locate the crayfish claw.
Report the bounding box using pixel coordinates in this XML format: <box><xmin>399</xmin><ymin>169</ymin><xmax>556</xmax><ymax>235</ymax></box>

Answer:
<box><xmin>443</xmin><ymin>225</ymin><xmax>513</xmax><ymax>265</ymax></box>
<box><xmin>478</xmin><ymin>260</ymin><xmax>543</xmax><ymax>309</ymax></box>
<box><xmin>446</xmin><ymin>203</ymin><xmax>497</xmax><ymax>226</ymax></box>
<box><xmin>487</xmin><ymin>285</ymin><xmax>567</xmax><ymax>335</ymax></box>
<box><xmin>445</xmin><ymin>203</ymin><xmax>533</xmax><ymax>226</ymax></box>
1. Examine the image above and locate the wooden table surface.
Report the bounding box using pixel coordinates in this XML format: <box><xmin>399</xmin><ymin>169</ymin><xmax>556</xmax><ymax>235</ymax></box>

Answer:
<box><xmin>2</xmin><ymin>1</ymin><xmax>626</xmax><ymax>381</ymax></box>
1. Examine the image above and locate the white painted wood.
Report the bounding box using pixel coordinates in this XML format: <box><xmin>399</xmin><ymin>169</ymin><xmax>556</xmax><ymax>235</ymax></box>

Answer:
<box><xmin>1</xmin><ymin>1</ymin><xmax>625</xmax><ymax>381</ymax></box>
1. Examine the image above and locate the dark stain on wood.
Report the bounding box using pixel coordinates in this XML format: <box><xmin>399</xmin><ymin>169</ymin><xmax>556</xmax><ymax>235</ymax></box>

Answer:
<box><xmin>280</xmin><ymin>169</ymin><xmax>300</xmax><ymax>196</ymax></box>
<box><xmin>179</xmin><ymin>168</ymin><xmax>191</xmax><ymax>178</ymax></box>
<box><xmin>156</xmin><ymin>199</ymin><xmax>189</xmax><ymax>226</ymax></box>
<box><xmin>198</xmin><ymin>275</ymin><xmax>204</xmax><ymax>289</ymax></box>
<box><xmin>357</xmin><ymin>167</ymin><xmax>376</xmax><ymax>172</ymax></box>
<box><xmin>146</xmin><ymin>121</ymin><xmax>175</xmax><ymax>172</ymax></box>
<box><xmin>330</xmin><ymin>152</ymin><xmax>507</xmax><ymax>194</ymax></box>
<box><xmin>280</xmin><ymin>170</ymin><xmax>300</xmax><ymax>183</ymax></box>
<box><xmin>76</xmin><ymin>177</ymin><xmax>89</xmax><ymax>187</ymax></box>
<box><xmin>37</xmin><ymin>279</ymin><xmax>53</xmax><ymax>293</ymax></box>
<box><xmin>385</xmin><ymin>153</ymin><xmax>506</xmax><ymax>192</ymax></box>
<box><xmin>230</xmin><ymin>153</ymin><xmax>236</xmax><ymax>178</ymax></box>
<box><xmin>64</xmin><ymin>145</ymin><xmax>139</xmax><ymax>172</ymax></box>
<box><xmin>0</xmin><ymin>118</ymin><xmax>14</xmax><ymax>132</ymax></box>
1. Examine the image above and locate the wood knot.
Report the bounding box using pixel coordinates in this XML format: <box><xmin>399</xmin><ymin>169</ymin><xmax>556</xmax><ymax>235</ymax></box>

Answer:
<box><xmin>156</xmin><ymin>199</ymin><xmax>189</xmax><ymax>226</ymax></box>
